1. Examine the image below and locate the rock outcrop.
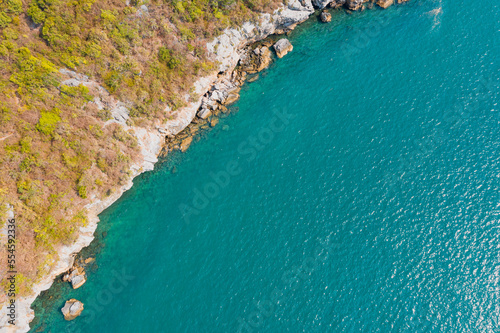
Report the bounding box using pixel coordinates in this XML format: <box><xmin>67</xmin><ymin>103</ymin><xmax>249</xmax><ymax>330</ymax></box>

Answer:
<box><xmin>273</xmin><ymin>39</ymin><xmax>294</xmax><ymax>58</ymax></box>
<box><xmin>62</xmin><ymin>266</ymin><xmax>86</xmax><ymax>289</ymax></box>
<box><xmin>239</xmin><ymin>46</ymin><xmax>273</xmax><ymax>73</ymax></box>
<box><xmin>61</xmin><ymin>299</ymin><xmax>84</xmax><ymax>321</ymax></box>
<box><xmin>196</xmin><ymin>76</ymin><xmax>241</xmax><ymax>120</ymax></box>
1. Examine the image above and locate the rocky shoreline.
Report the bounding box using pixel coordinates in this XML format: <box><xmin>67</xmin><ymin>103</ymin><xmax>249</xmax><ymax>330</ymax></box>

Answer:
<box><xmin>0</xmin><ymin>0</ymin><xmax>409</xmax><ymax>331</ymax></box>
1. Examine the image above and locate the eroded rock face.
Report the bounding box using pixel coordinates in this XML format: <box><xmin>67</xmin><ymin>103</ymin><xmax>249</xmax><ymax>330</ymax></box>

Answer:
<box><xmin>61</xmin><ymin>299</ymin><xmax>84</xmax><ymax>321</ymax></box>
<box><xmin>320</xmin><ymin>11</ymin><xmax>332</xmax><ymax>22</ymax></box>
<box><xmin>273</xmin><ymin>39</ymin><xmax>293</xmax><ymax>58</ymax></box>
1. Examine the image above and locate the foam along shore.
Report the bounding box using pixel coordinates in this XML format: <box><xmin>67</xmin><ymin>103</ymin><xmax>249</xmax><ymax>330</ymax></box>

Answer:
<box><xmin>0</xmin><ymin>0</ymin><xmax>409</xmax><ymax>331</ymax></box>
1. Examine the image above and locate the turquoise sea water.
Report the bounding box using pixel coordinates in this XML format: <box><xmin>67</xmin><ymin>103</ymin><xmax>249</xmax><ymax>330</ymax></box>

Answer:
<box><xmin>31</xmin><ymin>0</ymin><xmax>499</xmax><ymax>332</ymax></box>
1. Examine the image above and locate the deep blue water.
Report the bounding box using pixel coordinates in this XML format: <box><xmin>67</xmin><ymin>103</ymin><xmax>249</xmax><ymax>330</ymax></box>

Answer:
<box><xmin>31</xmin><ymin>0</ymin><xmax>500</xmax><ymax>332</ymax></box>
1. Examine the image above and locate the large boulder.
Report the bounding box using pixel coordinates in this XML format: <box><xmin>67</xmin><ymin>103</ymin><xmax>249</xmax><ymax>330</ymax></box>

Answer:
<box><xmin>197</xmin><ymin>108</ymin><xmax>212</xmax><ymax>119</ymax></box>
<box><xmin>377</xmin><ymin>0</ymin><xmax>394</xmax><ymax>8</ymax></box>
<box><xmin>61</xmin><ymin>299</ymin><xmax>84</xmax><ymax>321</ymax></box>
<box><xmin>70</xmin><ymin>275</ymin><xmax>86</xmax><ymax>289</ymax></box>
<box><xmin>273</xmin><ymin>39</ymin><xmax>293</xmax><ymax>58</ymax></box>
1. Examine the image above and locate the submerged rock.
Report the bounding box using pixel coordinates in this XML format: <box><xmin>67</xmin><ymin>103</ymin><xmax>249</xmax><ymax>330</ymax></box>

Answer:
<box><xmin>273</xmin><ymin>39</ymin><xmax>293</xmax><ymax>58</ymax></box>
<box><xmin>180</xmin><ymin>137</ymin><xmax>193</xmax><ymax>152</ymax></box>
<box><xmin>225</xmin><ymin>93</ymin><xmax>240</xmax><ymax>105</ymax></box>
<box><xmin>320</xmin><ymin>11</ymin><xmax>332</xmax><ymax>23</ymax></box>
<box><xmin>210</xmin><ymin>118</ymin><xmax>219</xmax><ymax>128</ymax></box>
<box><xmin>61</xmin><ymin>299</ymin><xmax>84</xmax><ymax>321</ymax></box>
<box><xmin>247</xmin><ymin>74</ymin><xmax>260</xmax><ymax>83</ymax></box>
<box><xmin>84</xmin><ymin>257</ymin><xmax>95</xmax><ymax>264</ymax></box>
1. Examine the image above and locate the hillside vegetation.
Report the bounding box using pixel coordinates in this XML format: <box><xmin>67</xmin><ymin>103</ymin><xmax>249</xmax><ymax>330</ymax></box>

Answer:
<box><xmin>0</xmin><ymin>0</ymin><xmax>279</xmax><ymax>297</ymax></box>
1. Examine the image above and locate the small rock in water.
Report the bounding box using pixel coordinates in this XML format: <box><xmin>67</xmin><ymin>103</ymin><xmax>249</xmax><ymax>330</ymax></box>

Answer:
<box><xmin>61</xmin><ymin>299</ymin><xmax>84</xmax><ymax>321</ymax></box>
<box><xmin>273</xmin><ymin>39</ymin><xmax>293</xmax><ymax>58</ymax></box>
<box><xmin>320</xmin><ymin>11</ymin><xmax>332</xmax><ymax>23</ymax></box>
<box><xmin>171</xmin><ymin>166</ymin><xmax>177</xmax><ymax>174</ymax></box>
<box><xmin>222</xmin><ymin>125</ymin><xmax>230</xmax><ymax>131</ymax></box>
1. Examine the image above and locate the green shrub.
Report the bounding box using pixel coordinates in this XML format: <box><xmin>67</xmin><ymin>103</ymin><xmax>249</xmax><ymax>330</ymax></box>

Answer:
<box><xmin>179</xmin><ymin>26</ymin><xmax>195</xmax><ymax>40</ymax></box>
<box><xmin>97</xmin><ymin>108</ymin><xmax>112</xmax><ymax>121</ymax></box>
<box><xmin>10</xmin><ymin>48</ymin><xmax>57</xmax><ymax>91</ymax></box>
<box><xmin>158</xmin><ymin>46</ymin><xmax>182</xmax><ymax>69</ymax></box>
<box><xmin>7</xmin><ymin>0</ymin><xmax>23</xmax><ymax>14</ymax></box>
<box><xmin>96</xmin><ymin>157</ymin><xmax>107</xmax><ymax>172</ymax></box>
<box><xmin>20</xmin><ymin>155</ymin><xmax>39</xmax><ymax>172</ymax></box>
<box><xmin>0</xmin><ymin>105</ymin><xmax>11</xmax><ymax>125</ymax></box>
<box><xmin>60</xmin><ymin>84</ymin><xmax>92</xmax><ymax>101</ymax></box>
<box><xmin>16</xmin><ymin>178</ymin><xmax>43</xmax><ymax>210</ymax></box>
<box><xmin>0</xmin><ymin>11</ymin><xmax>12</xmax><ymax>28</ymax></box>
<box><xmin>77</xmin><ymin>185</ymin><xmax>87</xmax><ymax>198</ymax></box>
<box><xmin>103</xmin><ymin>71</ymin><xmax>121</xmax><ymax>92</ymax></box>
<box><xmin>27</xmin><ymin>2</ymin><xmax>46</xmax><ymax>24</ymax></box>
<box><xmin>3</xmin><ymin>27</ymin><xmax>18</xmax><ymax>40</ymax></box>
<box><xmin>19</xmin><ymin>137</ymin><xmax>32</xmax><ymax>153</ymax></box>
<box><xmin>36</xmin><ymin>109</ymin><xmax>61</xmax><ymax>135</ymax></box>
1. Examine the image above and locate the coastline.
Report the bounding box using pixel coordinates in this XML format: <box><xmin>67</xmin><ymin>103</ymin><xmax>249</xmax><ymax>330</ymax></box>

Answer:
<box><xmin>0</xmin><ymin>0</ymin><xmax>408</xmax><ymax>331</ymax></box>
